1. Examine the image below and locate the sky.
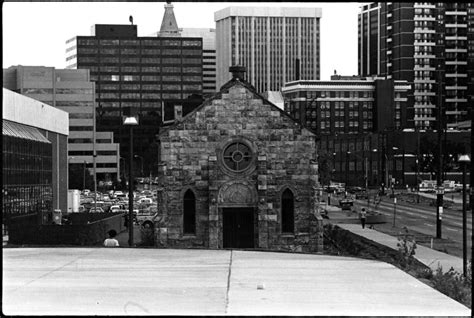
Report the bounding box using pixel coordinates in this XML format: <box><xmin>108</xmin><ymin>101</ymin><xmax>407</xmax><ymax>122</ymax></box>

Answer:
<box><xmin>2</xmin><ymin>1</ymin><xmax>363</xmax><ymax>81</ymax></box>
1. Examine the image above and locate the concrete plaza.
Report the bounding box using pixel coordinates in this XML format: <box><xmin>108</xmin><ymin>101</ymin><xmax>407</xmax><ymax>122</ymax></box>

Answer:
<box><xmin>3</xmin><ymin>247</ymin><xmax>471</xmax><ymax>316</ymax></box>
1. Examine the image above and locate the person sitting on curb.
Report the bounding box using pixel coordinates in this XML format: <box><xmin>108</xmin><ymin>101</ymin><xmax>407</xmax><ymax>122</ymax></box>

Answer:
<box><xmin>360</xmin><ymin>208</ymin><xmax>367</xmax><ymax>229</ymax></box>
<box><xmin>104</xmin><ymin>229</ymin><xmax>119</xmax><ymax>247</ymax></box>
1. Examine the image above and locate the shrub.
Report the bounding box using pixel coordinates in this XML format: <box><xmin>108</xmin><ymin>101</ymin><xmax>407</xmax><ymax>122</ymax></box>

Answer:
<box><xmin>414</xmin><ymin>266</ymin><xmax>433</xmax><ymax>280</ymax></box>
<box><xmin>396</xmin><ymin>227</ymin><xmax>417</xmax><ymax>269</ymax></box>
<box><xmin>431</xmin><ymin>264</ymin><xmax>471</xmax><ymax>308</ymax></box>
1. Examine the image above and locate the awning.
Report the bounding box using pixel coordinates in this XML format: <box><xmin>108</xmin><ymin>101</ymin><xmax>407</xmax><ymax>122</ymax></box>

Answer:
<box><xmin>2</xmin><ymin>119</ymin><xmax>51</xmax><ymax>144</ymax></box>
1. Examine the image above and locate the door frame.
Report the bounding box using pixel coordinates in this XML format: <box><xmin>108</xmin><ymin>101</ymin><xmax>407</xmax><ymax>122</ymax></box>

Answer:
<box><xmin>220</xmin><ymin>206</ymin><xmax>257</xmax><ymax>249</ymax></box>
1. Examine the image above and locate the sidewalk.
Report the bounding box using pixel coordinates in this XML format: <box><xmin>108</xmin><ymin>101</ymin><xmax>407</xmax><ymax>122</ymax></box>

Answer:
<box><xmin>324</xmin><ymin>203</ymin><xmax>464</xmax><ymax>273</ymax></box>
<box><xmin>338</xmin><ymin>224</ymin><xmax>463</xmax><ymax>273</ymax></box>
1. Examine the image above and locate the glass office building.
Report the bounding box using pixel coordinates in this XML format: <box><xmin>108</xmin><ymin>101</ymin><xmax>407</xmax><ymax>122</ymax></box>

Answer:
<box><xmin>3</xmin><ymin>120</ymin><xmax>53</xmax><ymax>220</ymax></box>
<box><xmin>2</xmin><ymin>89</ymin><xmax>69</xmax><ymax>242</ymax></box>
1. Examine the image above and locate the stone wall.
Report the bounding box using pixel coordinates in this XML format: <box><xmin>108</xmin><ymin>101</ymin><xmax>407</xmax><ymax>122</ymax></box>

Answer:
<box><xmin>157</xmin><ymin>82</ymin><xmax>323</xmax><ymax>251</ymax></box>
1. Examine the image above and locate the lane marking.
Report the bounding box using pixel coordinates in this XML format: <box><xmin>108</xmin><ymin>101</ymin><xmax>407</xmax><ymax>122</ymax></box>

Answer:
<box><xmin>424</xmin><ymin>223</ymin><xmax>434</xmax><ymax>227</ymax></box>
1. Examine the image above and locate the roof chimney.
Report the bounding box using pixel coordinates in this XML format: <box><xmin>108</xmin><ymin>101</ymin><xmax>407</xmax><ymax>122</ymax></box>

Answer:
<box><xmin>229</xmin><ymin>66</ymin><xmax>246</xmax><ymax>80</ymax></box>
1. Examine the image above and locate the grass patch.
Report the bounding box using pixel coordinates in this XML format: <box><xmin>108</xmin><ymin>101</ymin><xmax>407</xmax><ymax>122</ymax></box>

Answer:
<box><xmin>324</xmin><ymin>223</ymin><xmax>472</xmax><ymax>308</ymax></box>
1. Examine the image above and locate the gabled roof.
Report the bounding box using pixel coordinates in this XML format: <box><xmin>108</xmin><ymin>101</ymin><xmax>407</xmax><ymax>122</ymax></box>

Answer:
<box><xmin>158</xmin><ymin>77</ymin><xmax>315</xmax><ymax>138</ymax></box>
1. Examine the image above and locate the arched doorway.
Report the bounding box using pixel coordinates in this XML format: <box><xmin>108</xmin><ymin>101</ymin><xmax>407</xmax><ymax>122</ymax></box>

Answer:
<box><xmin>217</xmin><ymin>181</ymin><xmax>257</xmax><ymax>248</ymax></box>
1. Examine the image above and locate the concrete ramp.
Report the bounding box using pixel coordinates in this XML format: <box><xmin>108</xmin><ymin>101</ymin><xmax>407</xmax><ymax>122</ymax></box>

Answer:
<box><xmin>3</xmin><ymin>248</ymin><xmax>470</xmax><ymax>316</ymax></box>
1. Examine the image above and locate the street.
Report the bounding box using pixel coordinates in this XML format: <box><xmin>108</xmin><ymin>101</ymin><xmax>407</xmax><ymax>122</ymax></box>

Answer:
<box><xmin>352</xmin><ymin>193</ymin><xmax>472</xmax><ymax>259</ymax></box>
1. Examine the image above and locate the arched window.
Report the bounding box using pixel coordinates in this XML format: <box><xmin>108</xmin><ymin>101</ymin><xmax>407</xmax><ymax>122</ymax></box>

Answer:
<box><xmin>281</xmin><ymin>189</ymin><xmax>294</xmax><ymax>233</ymax></box>
<box><xmin>183</xmin><ymin>190</ymin><xmax>196</xmax><ymax>235</ymax></box>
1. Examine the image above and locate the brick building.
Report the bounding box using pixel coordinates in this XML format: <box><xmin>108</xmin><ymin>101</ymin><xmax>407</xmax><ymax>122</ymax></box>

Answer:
<box><xmin>155</xmin><ymin>67</ymin><xmax>323</xmax><ymax>252</ymax></box>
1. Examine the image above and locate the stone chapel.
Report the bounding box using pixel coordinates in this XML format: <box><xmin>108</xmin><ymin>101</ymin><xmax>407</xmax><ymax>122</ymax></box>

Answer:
<box><xmin>155</xmin><ymin>66</ymin><xmax>324</xmax><ymax>252</ymax></box>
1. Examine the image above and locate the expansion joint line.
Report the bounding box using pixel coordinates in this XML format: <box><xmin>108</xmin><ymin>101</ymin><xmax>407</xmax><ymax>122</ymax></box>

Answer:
<box><xmin>225</xmin><ymin>250</ymin><xmax>233</xmax><ymax>314</ymax></box>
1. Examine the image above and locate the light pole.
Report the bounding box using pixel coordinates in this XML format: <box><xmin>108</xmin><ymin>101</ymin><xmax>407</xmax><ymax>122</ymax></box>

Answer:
<box><xmin>345</xmin><ymin>151</ymin><xmax>351</xmax><ymax>197</ymax></box>
<box><xmin>134</xmin><ymin>155</ymin><xmax>144</xmax><ymax>177</ymax></box>
<box><xmin>436</xmin><ymin>62</ymin><xmax>444</xmax><ymax>239</ymax></box>
<box><xmin>124</xmin><ymin>113</ymin><xmax>139</xmax><ymax>247</ymax></box>
<box><xmin>391</xmin><ymin>147</ymin><xmax>399</xmax><ymax>187</ymax></box>
<box><xmin>458</xmin><ymin>154</ymin><xmax>471</xmax><ymax>277</ymax></box>
<box><xmin>68</xmin><ymin>156</ymin><xmax>75</xmax><ymax>189</ymax></box>
<box><xmin>119</xmin><ymin>156</ymin><xmax>126</xmax><ymax>182</ymax></box>
<box><xmin>327</xmin><ymin>152</ymin><xmax>336</xmax><ymax>206</ymax></box>
<box><xmin>83</xmin><ymin>160</ymin><xmax>87</xmax><ymax>190</ymax></box>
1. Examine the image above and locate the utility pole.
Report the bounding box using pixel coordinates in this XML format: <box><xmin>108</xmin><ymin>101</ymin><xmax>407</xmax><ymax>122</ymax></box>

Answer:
<box><xmin>416</xmin><ymin>129</ymin><xmax>420</xmax><ymax>203</ymax></box>
<box><xmin>392</xmin><ymin>186</ymin><xmax>397</xmax><ymax>227</ymax></box>
<box><xmin>435</xmin><ymin>66</ymin><xmax>444</xmax><ymax>239</ymax></box>
<box><xmin>365</xmin><ymin>156</ymin><xmax>369</xmax><ymax>211</ymax></box>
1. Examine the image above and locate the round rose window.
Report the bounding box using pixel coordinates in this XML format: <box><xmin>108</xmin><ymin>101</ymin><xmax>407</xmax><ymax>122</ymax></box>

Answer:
<box><xmin>223</xmin><ymin>142</ymin><xmax>253</xmax><ymax>172</ymax></box>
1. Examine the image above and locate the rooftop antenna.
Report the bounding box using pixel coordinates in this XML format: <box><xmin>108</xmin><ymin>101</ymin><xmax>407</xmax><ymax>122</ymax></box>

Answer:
<box><xmin>129</xmin><ymin>15</ymin><xmax>134</xmax><ymax>25</ymax></box>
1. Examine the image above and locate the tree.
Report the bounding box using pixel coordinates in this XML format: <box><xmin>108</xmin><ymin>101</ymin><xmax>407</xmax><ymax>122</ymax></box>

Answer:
<box><xmin>318</xmin><ymin>152</ymin><xmax>333</xmax><ymax>187</ymax></box>
<box><xmin>419</xmin><ymin>136</ymin><xmax>466</xmax><ymax>176</ymax></box>
<box><xmin>68</xmin><ymin>163</ymin><xmax>94</xmax><ymax>190</ymax></box>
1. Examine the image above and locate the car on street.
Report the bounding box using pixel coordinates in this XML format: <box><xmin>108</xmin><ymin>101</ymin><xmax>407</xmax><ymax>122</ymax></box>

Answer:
<box><xmin>348</xmin><ymin>186</ymin><xmax>364</xmax><ymax>194</ymax></box>
<box><xmin>355</xmin><ymin>192</ymin><xmax>369</xmax><ymax>199</ymax></box>
<box><xmin>339</xmin><ymin>198</ymin><xmax>354</xmax><ymax>210</ymax></box>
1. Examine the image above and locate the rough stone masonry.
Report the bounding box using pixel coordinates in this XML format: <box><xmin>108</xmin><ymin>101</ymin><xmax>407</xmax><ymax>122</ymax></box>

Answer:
<box><xmin>155</xmin><ymin>68</ymin><xmax>324</xmax><ymax>252</ymax></box>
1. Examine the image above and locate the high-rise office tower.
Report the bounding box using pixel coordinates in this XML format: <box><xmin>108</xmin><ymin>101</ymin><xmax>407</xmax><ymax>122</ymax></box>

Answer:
<box><xmin>3</xmin><ymin>66</ymin><xmax>120</xmax><ymax>182</ymax></box>
<box><xmin>150</xmin><ymin>3</ymin><xmax>216</xmax><ymax>96</ymax></box>
<box><xmin>215</xmin><ymin>6</ymin><xmax>322</xmax><ymax>93</ymax></box>
<box><xmin>181</xmin><ymin>28</ymin><xmax>216</xmax><ymax>97</ymax></box>
<box><xmin>468</xmin><ymin>4</ymin><xmax>474</xmax><ymax>112</ymax></box>
<box><xmin>153</xmin><ymin>27</ymin><xmax>217</xmax><ymax>96</ymax></box>
<box><xmin>65</xmin><ymin>4</ymin><xmax>203</xmax><ymax>176</ymax></box>
<box><xmin>359</xmin><ymin>2</ymin><xmax>473</xmax><ymax>130</ymax></box>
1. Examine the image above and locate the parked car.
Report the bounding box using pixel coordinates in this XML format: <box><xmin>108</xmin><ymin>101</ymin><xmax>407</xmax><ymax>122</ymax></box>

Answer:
<box><xmin>136</xmin><ymin>211</ymin><xmax>161</xmax><ymax>228</ymax></box>
<box><xmin>138</xmin><ymin>197</ymin><xmax>153</xmax><ymax>204</ymax></box>
<box><xmin>109</xmin><ymin>205</ymin><xmax>122</xmax><ymax>213</ymax></box>
<box><xmin>89</xmin><ymin>207</ymin><xmax>104</xmax><ymax>213</ymax></box>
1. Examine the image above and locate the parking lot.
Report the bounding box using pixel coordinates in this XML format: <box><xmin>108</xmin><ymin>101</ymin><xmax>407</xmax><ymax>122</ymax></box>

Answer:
<box><xmin>73</xmin><ymin>185</ymin><xmax>159</xmax><ymax>228</ymax></box>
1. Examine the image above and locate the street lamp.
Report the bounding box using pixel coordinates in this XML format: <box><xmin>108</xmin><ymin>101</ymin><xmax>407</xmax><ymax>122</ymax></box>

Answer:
<box><xmin>68</xmin><ymin>156</ymin><xmax>75</xmax><ymax>189</ymax></box>
<box><xmin>83</xmin><ymin>160</ymin><xmax>87</xmax><ymax>190</ymax></box>
<box><xmin>119</xmin><ymin>156</ymin><xmax>126</xmax><ymax>182</ymax></box>
<box><xmin>391</xmin><ymin>147</ymin><xmax>399</xmax><ymax>188</ymax></box>
<box><xmin>458</xmin><ymin>154</ymin><xmax>471</xmax><ymax>277</ymax></box>
<box><xmin>123</xmin><ymin>114</ymin><xmax>139</xmax><ymax>247</ymax></box>
<box><xmin>345</xmin><ymin>151</ymin><xmax>351</xmax><ymax>197</ymax></box>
